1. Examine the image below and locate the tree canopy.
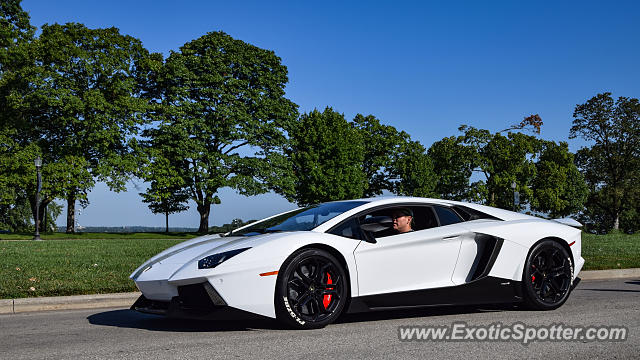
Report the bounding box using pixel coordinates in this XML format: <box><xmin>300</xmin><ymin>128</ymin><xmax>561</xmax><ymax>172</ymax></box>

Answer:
<box><xmin>428</xmin><ymin>136</ymin><xmax>475</xmax><ymax>200</ymax></box>
<box><xmin>531</xmin><ymin>141</ymin><xmax>588</xmax><ymax>218</ymax></box>
<box><xmin>570</xmin><ymin>93</ymin><xmax>640</xmax><ymax>232</ymax></box>
<box><xmin>0</xmin><ymin>3</ymin><xmax>626</xmax><ymax>232</ymax></box>
<box><xmin>9</xmin><ymin>23</ymin><xmax>155</xmax><ymax>232</ymax></box>
<box><xmin>282</xmin><ymin>107</ymin><xmax>367</xmax><ymax>206</ymax></box>
<box><xmin>351</xmin><ymin>114</ymin><xmax>410</xmax><ymax>197</ymax></box>
<box><xmin>143</xmin><ymin>31</ymin><xmax>298</xmax><ymax>232</ymax></box>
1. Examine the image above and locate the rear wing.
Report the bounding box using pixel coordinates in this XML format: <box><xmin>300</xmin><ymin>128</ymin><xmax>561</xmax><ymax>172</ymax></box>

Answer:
<box><xmin>552</xmin><ymin>218</ymin><xmax>583</xmax><ymax>228</ymax></box>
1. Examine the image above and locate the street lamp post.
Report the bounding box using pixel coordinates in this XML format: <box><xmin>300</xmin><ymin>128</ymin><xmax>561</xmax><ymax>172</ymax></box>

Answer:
<box><xmin>34</xmin><ymin>157</ymin><xmax>42</xmax><ymax>241</ymax></box>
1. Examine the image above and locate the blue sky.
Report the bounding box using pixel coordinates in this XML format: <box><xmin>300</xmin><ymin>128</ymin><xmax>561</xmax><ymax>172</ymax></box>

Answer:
<box><xmin>21</xmin><ymin>0</ymin><xmax>640</xmax><ymax>228</ymax></box>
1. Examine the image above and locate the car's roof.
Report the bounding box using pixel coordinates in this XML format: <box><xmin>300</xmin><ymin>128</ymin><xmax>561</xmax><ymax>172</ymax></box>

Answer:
<box><xmin>349</xmin><ymin>196</ymin><xmax>460</xmax><ymax>206</ymax></box>
<box><xmin>345</xmin><ymin>196</ymin><xmax>536</xmax><ymax>222</ymax></box>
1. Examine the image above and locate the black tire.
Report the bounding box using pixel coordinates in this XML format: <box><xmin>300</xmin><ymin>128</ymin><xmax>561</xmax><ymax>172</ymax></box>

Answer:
<box><xmin>522</xmin><ymin>240</ymin><xmax>574</xmax><ymax>310</ymax></box>
<box><xmin>275</xmin><ymin>248</ymin><xmax>348</xmax><ymax>329</ymax></box>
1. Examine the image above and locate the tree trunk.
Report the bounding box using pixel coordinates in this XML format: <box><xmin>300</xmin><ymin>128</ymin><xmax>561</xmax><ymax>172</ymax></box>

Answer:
<box><xmin>165</xmin><ymin>212</ymin><xmax>169</xmax><ymax>233</ymax></box>
<box><xmin>66</xmin><ymin>192</ymin><xmax>76</xmax><ymax>233</ymax></box>
<box><xmin>613</xmin><ymin>214</ymin><xmax>620</xmax><ymax>231</ymax></box>
<box><xmin>197</xmin><ymin>202</ymin><xmax>211</xmax><ymax>233</ymax></box>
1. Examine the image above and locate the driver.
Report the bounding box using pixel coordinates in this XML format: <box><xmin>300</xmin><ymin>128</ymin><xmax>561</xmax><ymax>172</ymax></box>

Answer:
<box><xmin>391</xmin><ymin>208</ymin><xmax>414</xmax><ymax>233</ymax></box>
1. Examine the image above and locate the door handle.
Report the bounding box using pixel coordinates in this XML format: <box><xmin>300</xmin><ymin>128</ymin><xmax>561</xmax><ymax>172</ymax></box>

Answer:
<box><xmin>443</xmin><ymin>235</ymin><xmax>461</xmax><ymax>240</ymax></box>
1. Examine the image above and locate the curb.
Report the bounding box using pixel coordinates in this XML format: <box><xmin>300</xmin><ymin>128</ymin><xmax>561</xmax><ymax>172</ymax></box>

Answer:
<box><xmin>1</xmin><ymin>268</ymin><xmax>639</xmax><ymax>315</ymax></box>
<box><xmin>578</xmin><ymin>268</ymin><xmax>640</xmax><ymax>281</ymax></box>
<box><xmin>0</xmin><ymin>292</ymin><xmax>141</xmax><ymax>315</ymax></box>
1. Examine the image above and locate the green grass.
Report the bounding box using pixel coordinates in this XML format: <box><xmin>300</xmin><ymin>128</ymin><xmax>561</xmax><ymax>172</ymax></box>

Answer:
<box><xmin>582</xmin><ymin>232</ymin><xmax>640</xmax><ymax>270</ymax></box>
<box><xmin>0</xmin><ymin>232</ymin><xmax>637</xmax><ymax>299</ymax></box>
<box><xmin>0</xmin><ymin>232</ymin><xmax>200</xmax><ymax>240</ymax></box>
<box><xmin>0</xmin><ymin>238</ymin><xmax>184</xmax><ymax>299</ymax></box>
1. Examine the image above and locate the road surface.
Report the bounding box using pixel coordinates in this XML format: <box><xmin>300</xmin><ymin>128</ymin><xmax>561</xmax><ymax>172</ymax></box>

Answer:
<box><xmin>1</xmin><ymin>278</ymin><xmax>638</xmax><ymax>359</ymax></box>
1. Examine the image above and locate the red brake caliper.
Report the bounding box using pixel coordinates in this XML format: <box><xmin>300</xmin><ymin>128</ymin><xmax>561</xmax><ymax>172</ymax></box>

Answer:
<box><xmin>323</xmin><ymin>273</ymin><xmax>333</xmax><ymax>309</ymax></box>
<box><xmin>531</xmin><ymin>265</ymin><xmax>536</xmax><ymax>283</ymax></box>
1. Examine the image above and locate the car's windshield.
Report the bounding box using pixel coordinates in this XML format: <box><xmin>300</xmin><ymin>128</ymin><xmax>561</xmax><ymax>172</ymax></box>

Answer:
<box><xmin>230</xmin><ymin>201</ymin><xmax>367</xmax><ymax>236</ymax></box>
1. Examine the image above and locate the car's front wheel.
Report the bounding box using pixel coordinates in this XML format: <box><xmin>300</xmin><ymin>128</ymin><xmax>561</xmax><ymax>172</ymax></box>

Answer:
<box><xmin>522</xmin><ymin>240</ymin><xmax>573</xmax><ymax>310</ymax></box>
<box><xmin>275</xmin><ymin>248</ymin><xmax>348</xmax><ymax>329</ymax></box>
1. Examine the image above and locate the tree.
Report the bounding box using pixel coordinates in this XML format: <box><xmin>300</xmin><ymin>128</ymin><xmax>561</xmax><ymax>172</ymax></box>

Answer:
<box><xmin>428</xmin><ymin>136</ymin><xmax>475</xmax><ymax>200</ymax></box>
<box><xmin>146</xmin><ymin>31</ymin><xmax>298</xmax><ymax>232</ymax></box>
<box><xmin>283</xmin><ymin>107</ymin><xmax>367</xmax><ymax>206</ymax></box>
<box><xmin>14</xmin><ymin>23</ymin><xmax>155</xmax><ymax>232</ymax></box>
<box><xmin>0</xmin><ymin>0</ymin><xmax>34</xmax><ymax>70</ymax></box>
<box><xmin>0</xmin><ymin>131</ymin><xmax>63</xmax><ymax>232</ymax></box>
<box><xmin>391</xmin><ymin>140</ymin><xmax>437</xmax><ymax>197</ymax></box>
<box><xmin>351</xmin><ymin>114</ymin><xmax>409</xmax><ymax>196</ymax></box>
<box><xmin>530</xmin><ymin>141</ymin><xmax>588</xmax><ymax>218</ymax></box>
<box><xmin>570</xmin><ymin>93</ymin><xmax>640</xmax><ymax>231</ymax></box>
<box><xmin>0</xmin><ymin>0</ymin><xmax>35</xmax><ymax>224</ymax></box>
<box><xmin>460</xmin><ymin>125</ymin><xmax>540</xmax><ymax>209</ymax></box>
<box><xmin>0</xmin><ymin>194</ymin><xmax>31</xmax><ymax>231</ymax></box>
<box><xmin>139</xmin><ymin>156</ymin><xmax>190</xmax><ymax>232</ymax></box>
<box><xmin>140</xmin><ymin>189</ymin><xmax>189</xmax><ymax>233</ymax></box>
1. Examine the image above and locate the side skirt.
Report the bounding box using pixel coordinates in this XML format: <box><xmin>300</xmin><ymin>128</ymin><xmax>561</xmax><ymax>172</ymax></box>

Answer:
<box><xmin>347</xmin><ymin>276</ymin><xmax>522</xmax><ymax>313</ymax></box>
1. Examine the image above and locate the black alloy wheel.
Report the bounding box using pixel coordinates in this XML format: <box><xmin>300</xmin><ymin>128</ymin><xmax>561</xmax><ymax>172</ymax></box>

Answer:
<box><xmin>275</xmin><ymin>248</ymin><xmax>348</xmax><ymax>329</ymax></box>
<box><xmin>522</xmin><ymin>240</ymin><xmax>573</xmax><ymax>310</ymax></box>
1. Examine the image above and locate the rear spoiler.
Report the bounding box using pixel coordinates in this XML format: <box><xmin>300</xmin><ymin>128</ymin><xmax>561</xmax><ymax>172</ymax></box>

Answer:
<box><xmin>552</xmin><ymin>218</ymin><xmax>583</xmax><ymax>228</ymax></box>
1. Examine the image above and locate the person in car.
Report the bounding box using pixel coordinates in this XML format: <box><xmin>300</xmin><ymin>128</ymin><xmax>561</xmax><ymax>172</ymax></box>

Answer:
<box><xmin>391</xmin><ymin>208</ymin><xmax>414</xmax><ymax>233</ymax></box>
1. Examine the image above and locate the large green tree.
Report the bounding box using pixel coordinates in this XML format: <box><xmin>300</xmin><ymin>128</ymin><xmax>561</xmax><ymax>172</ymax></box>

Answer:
<box><xmin>145</xmin><ymin>31</ymin><xmax>298</xmax><ymax>232</ymax></box>
<box><xmin>570</xmin><ymin>93</ymin><xmax>640</xmax><ymax>231</ymax></box>
<box><xmin>282</xmin><ymin>107</ymin><xmax>367</xmax><ymax>206</ymax></box>
<box><xmin>11</xmin><ymin>23</ymin><xmax>156</xmax><ymax>232</ymax></box>
<box><xmin>530</xmin><ymin>141</ymin><xmax>588</xmax><ymax>218</ymax></box>
<box><xmin>0</xmin><ymin>0</ymin><xmax>34</xmax><ymax>218</ymax></box>
<box><xmin>351</xmin><ymin>114</ymin><xmax>409</xmax><ymax>196</ymax></box>
<box><xmin>391</xmin><ymin>140</ymin><xmax>437</xmax><ymax>197</ymax></box>
<box><xmin>0</xmin><ymin>0</ymin><xmax>33</xmax><ymax>70</ymax></box>
<box><xmin>428</xmin><ymin>136</ymin><xmax>475</xmax><ymax>200</ymax></box>
<box><xmin>459</xmin><ymin>125</ymin><xmax>540</xmax><ymax>209</ymax></box>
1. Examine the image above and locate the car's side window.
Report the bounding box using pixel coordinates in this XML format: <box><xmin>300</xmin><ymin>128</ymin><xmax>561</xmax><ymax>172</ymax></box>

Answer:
<box><xmin>364</xmin><ymin>206</ymin><xmax>437</xmax><ymax>238</ymax></box>
<box><xmin>433</xmin><ymin>206</ymin><xmax>463</xmax><ymax>226</ymax></box>
<box><xmin>411</xmin><ymin>206</ymin><xmax>438</xmax><ymax>230</ymax></box>
<box><xmin>329</xmin><ymin>204</ymin><xmax>463</xmax><ymax>240</ymax></box>
<box><xmin>328</xmin><ymin>218</ymin><xmax>363</xmax><ymax>240</ymax></box>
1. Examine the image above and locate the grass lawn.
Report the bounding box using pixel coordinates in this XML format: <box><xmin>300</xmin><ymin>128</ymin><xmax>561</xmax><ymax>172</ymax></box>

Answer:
<box><xmin>582</xmin><ymin>232</ymin><xmax>640</xmax><ymax>270</ymax></box>
<box><xmin>0</xmin><ymin>238</ymin><xmax>185</xmax><ymax>299</ymax></box>
<box><xmin>0</xmin><ymin>232</ymin><xmax>638</xmax><ymax>299</ymax></box>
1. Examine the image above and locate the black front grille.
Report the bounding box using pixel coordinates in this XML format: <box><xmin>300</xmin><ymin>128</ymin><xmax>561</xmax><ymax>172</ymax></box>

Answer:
<box><xmin>131</xmin><ymin>295</ymin><xmax>170</xmax><ymax>315</ymax></box>
<box><xmin>176</xmin><ymin>282</ymin><xmax>227</xmax><ymax>314</ymax></box>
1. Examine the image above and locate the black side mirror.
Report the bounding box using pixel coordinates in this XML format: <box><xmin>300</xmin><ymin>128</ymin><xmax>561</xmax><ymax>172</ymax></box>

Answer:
<box><xmin>360</xmin><ymin>216</ymin><xmax>393</xmax><ymax>233</ymax></box>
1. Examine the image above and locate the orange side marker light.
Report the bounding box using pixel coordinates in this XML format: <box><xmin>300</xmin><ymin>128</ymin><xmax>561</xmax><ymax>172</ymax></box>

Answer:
<box><xmin>259</xmin><ymin>271</ymin><xmax>279</xmax><ymax>276</ymax></box>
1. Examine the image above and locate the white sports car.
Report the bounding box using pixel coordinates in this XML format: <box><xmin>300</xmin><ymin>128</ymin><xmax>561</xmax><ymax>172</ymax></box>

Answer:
<box><xmin>130</xmin><ymin>197</ymin><xmax>584</xmax><ymax>329</ymax></box>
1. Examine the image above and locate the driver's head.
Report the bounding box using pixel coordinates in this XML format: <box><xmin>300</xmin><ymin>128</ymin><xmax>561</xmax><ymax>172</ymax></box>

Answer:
<box><xmin>391</xmin><ymin>208</ymin><xmax>413</xmax><ymax>233</ymax></box>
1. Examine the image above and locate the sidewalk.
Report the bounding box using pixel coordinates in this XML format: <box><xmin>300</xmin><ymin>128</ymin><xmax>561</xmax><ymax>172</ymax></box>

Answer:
<box><xmin>1</xmin><ymin>268</ymin><xmax>638</xmax><ymax>315</ymax></box>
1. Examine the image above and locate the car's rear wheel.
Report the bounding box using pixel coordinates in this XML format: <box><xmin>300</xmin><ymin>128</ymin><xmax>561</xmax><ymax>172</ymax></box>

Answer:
<box><xmin>275</xmin><ymin>248</ymin><xmax>348</xmax><ymax>329</ymax></box>
<box><xmin>522</xmin><ymin>240</ymin><xmax>573</xmax><ymax>310</ymax></box>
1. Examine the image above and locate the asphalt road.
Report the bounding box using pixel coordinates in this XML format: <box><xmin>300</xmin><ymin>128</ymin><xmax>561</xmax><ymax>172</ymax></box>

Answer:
<box><xmin>1</xmin><ymin>278</ymin><xmax>638</xmax><ymax>360</ymax></box>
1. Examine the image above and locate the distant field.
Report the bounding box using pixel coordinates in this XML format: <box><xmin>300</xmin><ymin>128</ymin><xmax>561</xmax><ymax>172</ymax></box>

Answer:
<box><xmin>0</xmin><ymin>232</ymin><xmax>637</xmax><ymax>299</ymax></box>
<box><xmin>0</xmin><ymin>232</ymin><xmax>200</xmax><ymax>240</ymax></box>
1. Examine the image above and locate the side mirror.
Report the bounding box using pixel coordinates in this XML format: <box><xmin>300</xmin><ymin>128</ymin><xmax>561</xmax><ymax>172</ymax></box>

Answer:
<box><xmin>360</xmin><ymin>216</ymin><xmax>393</xmax><ymax>233</ymax></box>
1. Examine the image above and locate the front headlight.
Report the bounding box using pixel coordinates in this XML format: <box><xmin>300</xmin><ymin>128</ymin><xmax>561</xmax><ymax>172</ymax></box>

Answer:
<box><xmin>198</xmin><ymin>248</ymin><xmax>251</xmax><ymax>269</ymax></box>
